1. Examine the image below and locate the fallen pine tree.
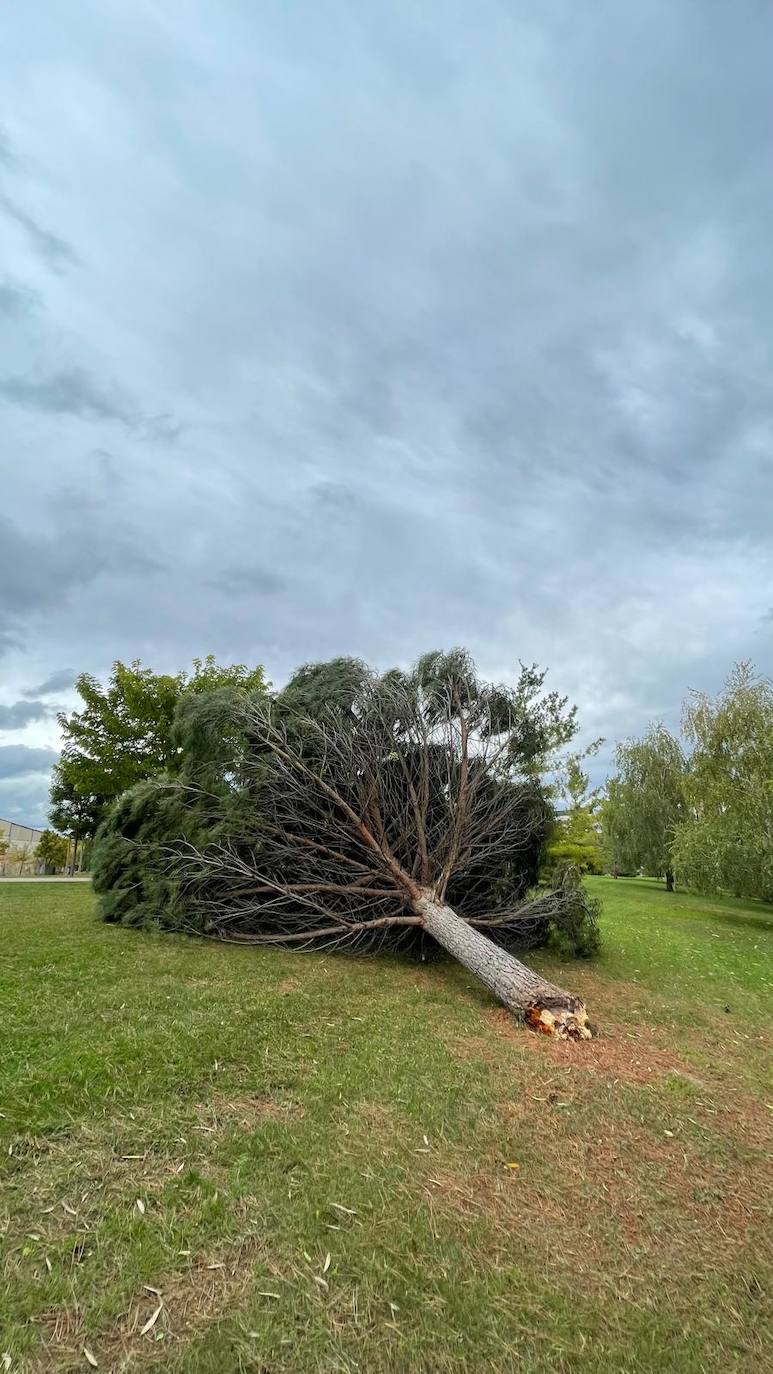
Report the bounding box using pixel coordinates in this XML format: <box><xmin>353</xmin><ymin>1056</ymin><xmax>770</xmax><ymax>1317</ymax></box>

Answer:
<box><xmin>93</xmin><ymin>651</ymin><xmax>600</xmax><ymax>1039</ymax></box>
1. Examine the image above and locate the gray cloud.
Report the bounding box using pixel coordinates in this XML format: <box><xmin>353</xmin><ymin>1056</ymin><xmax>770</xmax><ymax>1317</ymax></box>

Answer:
<box><xmin>140</xmin><ymin>413</ymin><xmax>184</xmax><ymax>443</ymax></box>
<box><xmin>1</xmin><ymin>367</ymin><xmax>127</xmax><ymax>426</ymax></box>
<box><xmin>0</xmin><ymin>278</ymin><xmax>39</xmax><ymax>317</ymax></box>
<box><xmin>0</xmin><ymin>700</ymin><xmax>49</xmax><ymax>730</ymax></box>
<box><xmin>0</xmin><ymin>367</ymin><xmax>133</xmax><ymax>424</ymax></box>
<box><xmin>0</xmin><ymin>745</ymin><xmax>59</xmax><ymax>779</ymax></box>
<box><xmin>0</xmin><ymin>191</ymin><xmax>79</xmax><ymax>272</ymax></box>
<box><xmin>208</xmin><ymin>567</ymin><xmax>286</xmax><ymax>596</ymax></box>
<box><xmin>0</xmin><ymin>0</ymin><xmax>770</xmax><ymax>801</ymax></box>
<box><xmin>0</xmin><ymin>127</ymin><xmax>17</xmax><ymax>168</ymax></box>
<box><xmin>0</xmin><ymin>513</ymin><xmax>162</xmax><ymax>660</ymax></box>
<box><xmin>23</xmin><ymin>669</ymin><xmax>76</xmax><ymax>697</ymax></box>
<box><xmin>0</xmin><ymin>367</ymin><xmax>182</xmax><ymax>441</ymax></box>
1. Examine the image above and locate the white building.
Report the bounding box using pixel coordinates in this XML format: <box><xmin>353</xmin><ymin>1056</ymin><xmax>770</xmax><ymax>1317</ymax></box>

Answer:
<box><xmin>0</xmin><ymin>817</ymin><xmax>45</xmax><ymax>848</ymax></box>
<box><xmin>0</xmin><ymin>817</ymin><xmax>46</xmax><ymax>874</ymax></box>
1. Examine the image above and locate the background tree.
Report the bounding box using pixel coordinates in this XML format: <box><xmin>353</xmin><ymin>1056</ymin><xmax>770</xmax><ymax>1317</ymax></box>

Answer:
<box><xmin>49</xmin><ymin>771</ymin><xmax>108</xmax><ymax>872</ymax></box>
<box><xmin>5</xmin><ymin>844</ymin><xmax>30</xmax><ymax>876</ymax></box>
<box><xmin>602</xmin><ymin>725</ymin><xmax>687</xmax><ymax>890</ymax></box>
<box><xmin>96</xmin><ymin>650</ymin><xmax>600</xmax><ymax>1038</ymax></box>
<box><xmin>544</xmin><ymin>741</ymin><xmax>604</xmax><ymax>877</ymax></box>
<box><xmin>53</xmin><ymin>656</ymin><xmax>268</xmax><ymax>841</ymax></box>
<box><xmin>673</xmin><ymin>663</ymin><xmax>773</xmax><ymax>901</ymax></box>
<box><xmin>35</xmin><ymin>830</ymin><xmax>69</xmax><ymax>873</ymax></box>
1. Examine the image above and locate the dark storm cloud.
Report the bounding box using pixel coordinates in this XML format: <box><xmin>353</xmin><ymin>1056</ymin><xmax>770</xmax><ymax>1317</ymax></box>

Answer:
<box><xmin>0</xmin><ymin>0</ymin><xmax>770</xmax><ymax>806</ymax></box>
<box><xmin>23</xmin><ymin>669</ymin><xmax>76</xmax><ymax>698</ymax></box>
<box><xmin>0</xmin><ymin>700</ymin><xmax>49</xmax><ymax>730</ymax></box>
<box><xmin>0</xmin><ymin>745</ymin><xmax>58</xmax><ymax>779</ymax></box>
<box><xmin>0</xmin><ymin>778</ymin><xmax>51</xmax><ymax>828</ymax></box>
<box><xmin>0</xmin><ymin>746</ymin><xmax>58</xmax><ymax>826</ymax></box>
<box><xmin>0</xmin><ymin>513</ymin><xmax>162</xmax><ymax>661</ymax></box>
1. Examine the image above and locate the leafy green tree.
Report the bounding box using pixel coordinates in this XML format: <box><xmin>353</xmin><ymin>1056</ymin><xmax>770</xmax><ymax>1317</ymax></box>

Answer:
<box><xmin>602</xmin><ymin>725</ymin><xmax>687</xmax><ymax>890</ymax></box>
<box><xmin>544</xmin><ymin>742</ymin><xmax>604</xmax><ymax>877</ymax></box>
<box><xmin>35</xmin><ymin>830</ymin><xmax>69</xmax><ymax>873</ymax></box>
<box><xmin>53</xmin><ymin>656</ymin><xmax>268</xmax><ymax>838</ymax></box>
<box><xmin>673</xmin><ymin>663</ymin><xmax>773</xmax><ymax>901</ymax></box>
<box><xmin>49</xmin><ymin>770</ymin><xmax>108</xmax><ymax>870</ymax></box>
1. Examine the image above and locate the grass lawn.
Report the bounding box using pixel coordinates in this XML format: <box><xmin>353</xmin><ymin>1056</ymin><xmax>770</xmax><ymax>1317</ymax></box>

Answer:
<box><xmin>1</xmin><ymin>878</ymin><xmax>771</xmax><ymax>1373</ymax></box>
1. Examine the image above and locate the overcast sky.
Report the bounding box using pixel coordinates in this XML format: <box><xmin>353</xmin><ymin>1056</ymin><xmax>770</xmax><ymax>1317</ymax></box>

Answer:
<box><xmin>2</xmin><ymin>0</ymin><xmax>772</xmax><ymax>827</ymax></box>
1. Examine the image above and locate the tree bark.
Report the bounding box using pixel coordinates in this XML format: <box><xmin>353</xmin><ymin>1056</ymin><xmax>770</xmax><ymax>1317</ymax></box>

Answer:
<box><xmin>413</xmin><ymin>889</ymin><xmax>592</xmax><ymax>1039</ymax></box>
<box><xmin>665</xmin><ymin>869</ymin><xmax>674</xmax><ymax>892</ymax></box>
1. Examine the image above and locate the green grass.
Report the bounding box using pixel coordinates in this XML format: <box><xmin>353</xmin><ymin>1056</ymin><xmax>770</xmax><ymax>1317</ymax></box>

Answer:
<box><xmin>1</xmin><ymin>878</ymin><xmax>771</xmax><ymax>1373</ymax></box>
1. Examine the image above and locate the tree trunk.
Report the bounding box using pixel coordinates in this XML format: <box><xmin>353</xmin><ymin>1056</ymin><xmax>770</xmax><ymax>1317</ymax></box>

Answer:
<box><xmin>413</xmin><ymin>889</ymin><xmax>592</xmax><ymax>1039</ymax></box>
<box><xmin>665</xmin><ymin>869</ymin><xmax>674</xmax><ymax>892</ymax></box>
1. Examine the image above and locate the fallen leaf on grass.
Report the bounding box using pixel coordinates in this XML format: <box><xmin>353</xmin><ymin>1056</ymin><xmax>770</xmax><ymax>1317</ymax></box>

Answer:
<box><xmin>140</xmin><ymin>1303</ymin><xmax>163</xmax><ymax>1336</ymax></box>
<box><xmin>505</xmin><ymin>1162</ymin><xmax>520</xmax><ymax>1170</ymax></box>
<box><xmin>83</xmin><ymin>1349</ymin><xmax>98</xmax><ymax>1369</ymax></box>
<box><xmin>322</xmin><ymin>1252</ymin><xmax>331</xmax><ymax>1274</ymax></box>
<box><xmin>134</xmin><ymin>1199</ymin><xmax>145</xmax><ymax>1216</ymax></box>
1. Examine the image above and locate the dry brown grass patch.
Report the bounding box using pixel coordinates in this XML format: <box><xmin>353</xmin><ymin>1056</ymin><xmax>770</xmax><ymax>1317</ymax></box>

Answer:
<box><xmin>32</xmin><ymin>1234</ymin><xmax>274</xmax><ymax>1372</ymax></box>
<box><xmin>458</xmin><ymin>1006</ymin><xmax>690</xmax><ymax>1087</ymax></box>
<box><xmin>194</xmin><ymin>1092</ymin><xmax>304</xmax><ymax>1133</ymax></box>
<box><xmin>2</xmin><ymin>1132</ymin><xmax>201</xmax><ymax>1251</ymax></box>
<box><xmin>425</xmin><ymin>1113</ymin><xmax>771</xmax><ymax>1281</ymax></box>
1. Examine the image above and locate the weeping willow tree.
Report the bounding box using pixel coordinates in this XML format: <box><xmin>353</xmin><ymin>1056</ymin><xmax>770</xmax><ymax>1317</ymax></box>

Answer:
<box><xmin>123</xmin><ymin>651</ymin><xmax>599</xmax><ymax>1039</ymax></box>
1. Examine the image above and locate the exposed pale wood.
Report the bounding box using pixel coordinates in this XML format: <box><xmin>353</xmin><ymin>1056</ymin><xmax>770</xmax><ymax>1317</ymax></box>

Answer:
<box><xmin>414</xmin><ymin>889</ymin><xmax>592</xmax><ymax>1040</ymax></box>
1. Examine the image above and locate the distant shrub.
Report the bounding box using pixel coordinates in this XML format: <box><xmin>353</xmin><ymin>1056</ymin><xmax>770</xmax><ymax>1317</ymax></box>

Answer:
<box><xmin>542</xmin><ymin>838</ymin><xmax>604</xmax><ymax>880</ymax></box>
